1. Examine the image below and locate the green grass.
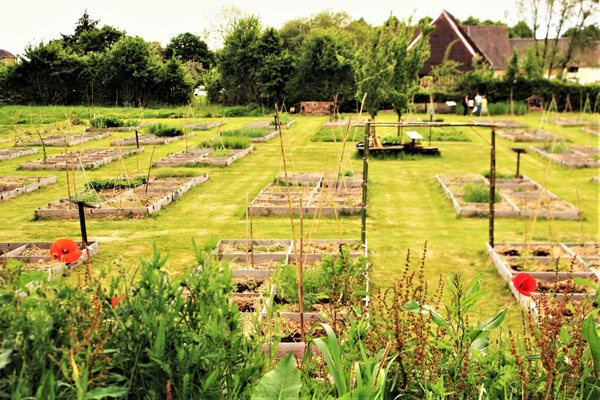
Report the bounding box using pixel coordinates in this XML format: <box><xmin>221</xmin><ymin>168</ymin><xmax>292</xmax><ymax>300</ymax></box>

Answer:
<box><xmin>462</xmin><ymin>181</ymin><xmax>501</xmax><ymax>203</ymax></box>
<box><xmin>202</xmin><ymin>136</ymin><xmax>251</xmax><ymax>150</ymax></box>
<box><xmin>0</xmin><ymin>109</ymin><xmax>598</xmax><ymax>328</ymax></box>
<box><xmin>152</xmin><ymin>168</ymin><xmax>206</xmax><ymax>178</ymax></box>
<box><xmin>221</xmin><ymin>128</ymin><xmax>269</xmax><ymax>138</ymax></box>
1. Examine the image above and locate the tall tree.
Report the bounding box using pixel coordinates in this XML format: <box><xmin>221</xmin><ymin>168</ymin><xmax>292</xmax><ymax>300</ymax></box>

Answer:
<box><xmin>165</xmin><ymin>33</ymin><xmax>213</xmax><ymax>69</ymax></box>
<box><xmin>201</xmin><ymin>6</ymin><xmax>251</xmax><ymax>50</ymax></box>
<box><xmin>509</xmin><ymin>20</ymin><xmax>534</xmax><ymax>38</ymax></box>
<box><xmin>75</xmin><ymin>25</ymin><xmax>126</xmax><ymax>54</ymax></box>
<box><xmin>504</xmin><ymin>48</ymin><xmax>521</xmax><ymax>82</ymax></box>
<box><xmin>218</xmin><ymin>15</ymin><xmax>263</xmax><ymax>105</ymax></box>
<box><xmin>255</xmin><ymin>27</ymin><xmax>293</xmax><ymax>106</ymax></box>
<box><xmin>60</xmin><ymin>10</ymin><xmax>100</xmax><ymax>45</ymax></box>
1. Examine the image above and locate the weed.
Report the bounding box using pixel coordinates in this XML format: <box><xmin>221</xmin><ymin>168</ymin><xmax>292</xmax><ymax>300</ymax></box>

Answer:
<box><xmin>462</xmin><ymin>181</ymin><xmax>501</xmax><ymax>203</ymax></box>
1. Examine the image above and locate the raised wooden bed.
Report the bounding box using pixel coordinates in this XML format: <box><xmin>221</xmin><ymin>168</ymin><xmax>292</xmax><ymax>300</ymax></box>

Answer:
<box><xmin>182</xmin><ymin>121</ymin><xmax>226</xmax><ymax>130</ymax></box>
<box><xmin>153</xmin><ymin>146</ymin><xmax>254</xmax><ymax>167</ymax></box>
<box><xmin>562</xmin><ymin>243</ymin><xmax>599</xmax><ymax>271</ymax></box>
<box><xmin>111</xmin><ymin>132</ymin><xmax>195</xmax><ymax>146</ymax></box>
<box><xmin>0</xmin><ymin>148</ymin><xmax>38</xmax><ymax>161</ymax></box>
<box><xmin>496</xmin><ymin>129</ymin><xmax>567</xmax><ymax>142</ymax></box>
<box><xmin>437</xmin><ymin>174</ymin><xmax>580</xmax><ymax>219</ymax></box>
<box><xmin>1</xmin><ymin>176</ymin><xmax>57</xmax><ymax>202</ymax></box>
<box><xmin>582</xmin><ymin>127</ymin><xmax>600</xmax><ymax>136</ymax></box>
<box><xmin>15</xmin><ymin>132</ymin><xmax>111</xmax><ymax>147</ymax></box>
<box><xmin>470</xmin><ymin>119</ymin><xmax>528</xmax><ymax>128</ymax></box>
<box><xmin>85</xmin><ymin>122</ymin><xmax>155</xmax><ymax>132</ymax></box>
<box><xmin>35</xmin><ymin>174</ymin><xmax>209</xmax><ymax>219</ymax></box>
<box><xmin>1</xmin><ymin>241</ymin><xmax>100</xmax><ymax>282</ymax></box>
<box><xmin>243</xmin><ymin>120</ymin><xmax>296</xmax><ymax>130</ymax></box>
<box><xmin>530</xmin><ymin>145</ymin><xmax>600</xmax><ymax>168</ymax></box>
<box><xmin>541</xmin><ymin>118</ymin><xmax>586</xmax><ymax>127</ymax></box>
<box><xmin>20</xmin><ymin>148</ymin><xmax>144</xmax><ymax>171</ymax></box>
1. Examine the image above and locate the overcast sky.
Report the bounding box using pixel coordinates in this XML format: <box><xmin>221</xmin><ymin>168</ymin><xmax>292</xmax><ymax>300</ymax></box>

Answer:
<box><xmin>1</xmin><ymin>0</ymin><xmax>520</xmax><ymax>55</ymax></box>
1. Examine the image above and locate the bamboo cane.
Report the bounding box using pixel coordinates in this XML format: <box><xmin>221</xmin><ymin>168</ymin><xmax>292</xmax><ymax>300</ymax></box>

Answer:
<box><xmin>246</xmin><ymin>192</ymin><xmax>249</xmax><ymax>266</ymax></box>
<box><xmin>576</xmin><ymin>190</ymin><xmax>585</xmax><ymax>244</ymax></box>
<box><xmin>63</xmin><ymin>135</ymin><xmax>72</xmax><ymax>203</ymax></box>
<box><xmin>145</xmin><ymin>145</ymin><xmax>157</xmax><ymax>194</ymax></box>
<box><xmin>299</xmin><ymin>197</ymin><xmax>305</xmax><ymax>342</ymax></box>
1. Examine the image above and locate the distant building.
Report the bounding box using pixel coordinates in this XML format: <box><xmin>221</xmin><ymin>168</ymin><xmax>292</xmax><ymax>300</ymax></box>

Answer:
<box><xmin>415</xmin><ymin>10</ymin><xmax>600</xmax><ymax>84</ymax></box>
<box><xmin>0</xmin><ymin>50</ymin><xmax>17</xmax><ymax>65</ymax></box>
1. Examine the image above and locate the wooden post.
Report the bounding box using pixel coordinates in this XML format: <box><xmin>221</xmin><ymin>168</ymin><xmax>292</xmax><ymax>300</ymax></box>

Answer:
<box><xmin>361</xmin><ymin>122</ymin><xmax>370</xmax><ymax>246</ymax></box>
<box><xmin>63</xmin><ymin>136</ymin><xmax>71</xmax><ymax>201</ymax></box>
<box><xmin>145</xmin><ymin>145</ymin><xmax>156</xmax><ymax>194</ymax></box>
<box><xmin>489</xmin><ymin>126</ymin><xmax>496</xmax><ymax>248</ymax></box>
<box><xmin>246</xmin><ymin>192</ymin><xmax>249</xmax><ymax>265</ymax></box>
<box><xmin>299</xmin><ymin>197</ymin><xmax>305</xmax><ymax>342</ymax></box>
<box><xmin>135</xmin><ymin>130</ymin><xmax>140</xmax><ymax>175</ymax></box>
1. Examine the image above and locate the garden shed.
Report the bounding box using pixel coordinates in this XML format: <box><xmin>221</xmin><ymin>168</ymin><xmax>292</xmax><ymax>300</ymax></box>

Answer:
<box><xmin>527</xmin><ymin>95</ymin><xmax>544</xmax><ymax>112</ymax></box>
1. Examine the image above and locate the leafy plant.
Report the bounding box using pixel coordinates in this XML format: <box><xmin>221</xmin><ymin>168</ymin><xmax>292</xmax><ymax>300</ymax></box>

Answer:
<box><xmin>250</xmin><ymin>352</ymin><xmax>301</xmax><ymax>400</ymax></box>
<box><xmin>221</xmin><ymin>128</ymin><xmax>268</xmax><ymax>138</ymax></box>
<box><xmin>462</xmin><ymin>181</ymin><xmax>501</xmax><ymax>203</ymax></box>
<box><xmin>84</xmin><ymin>176</ymin><xmax>147</xmax><ymax>191</ymax></box>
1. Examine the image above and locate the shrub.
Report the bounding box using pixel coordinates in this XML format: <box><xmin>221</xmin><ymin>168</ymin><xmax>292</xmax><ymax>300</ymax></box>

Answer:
<box><xmin>90</xmin><ymin>114</ymin><xmax>139</xmax><ymax>128</ymax></box>
<box><xmin>145</xmin><ymin>123</ymin><xmax>184</xmax><ymax>137</ymax></box>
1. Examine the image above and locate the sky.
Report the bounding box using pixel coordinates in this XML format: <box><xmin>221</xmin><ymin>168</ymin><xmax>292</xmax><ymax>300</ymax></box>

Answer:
<box><xmin>1</xmin><ymin>0</ymin><xmax>520</xmax><ymax>55</ymax></box>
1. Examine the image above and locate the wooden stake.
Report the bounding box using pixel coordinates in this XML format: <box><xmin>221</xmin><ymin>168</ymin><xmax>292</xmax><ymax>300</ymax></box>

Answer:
<box><xmin>275</xmin><ymin>104</ymin><xmax>298</xmax><ymax>265</ymax></box>
<box><xmin>63</xmin><ymin>135</ymin><xmax>71</xmax><ymax>202</ymax></box>
<box><xmin>250</xmin><ymin>196</ymin><xmax>255</xmax><ymax>268</ymax></box>
<box><xmin>299</xmin><ymin>197</ymin><xmax>305</xmax><ymax>342</ymax></box>
<box><xmin>70</xmin><ymin>152</ymin><xmax>77</xmax><ymax>195</ymax></box>
<box><xmin>145</xmin><ymin>145</ymin><xmax>156</xmax><ymax>194</ymax></box>
<box><xmin>576</xmin><ymin>189</ymin><xmax>585</xmax><ymax>243</ymax></box>
<box><xmin>489</xmin><ymin>126</ymin><xmax>496</xmax><ymax>247</ymax></box>
<box><xmin>135</xmin><ymin>130</ymin><xmax>140</xmax><ymax>175</ymax></box>
<box><xmin>246</xmin><ymin>192</ymin><xmax>250</xmax><ymax>266</ymax></box>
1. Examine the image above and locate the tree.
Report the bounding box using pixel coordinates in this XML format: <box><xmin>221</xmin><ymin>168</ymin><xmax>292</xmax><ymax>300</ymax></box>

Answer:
<box><xmin>60</xmin><ymin>10</ymin><xmax>100</xmax><ymax>45</ymax></box>
<box><xmin>522</xmin><ymin>46</ymin><xmax>542</xmax><ymax>78</ymax></box>
<box><xmin>504</xmin><ymin>48</ymin><xmax>521</xmax><ymax>82</ymax></box>
<box><xmin>201</xmin><ymin>6</ymin><xmax>251</xmax><ymax>50</ymax></box>
<box><xmin>508</xmin><ymin>20</ymin><xmax>534</xmax><ymax>38</ymax></box>
<box><xmin>75</xmin><ymin>25</ymin><xmax>126</xmax><ymax>54</ymax></box>
<box><xmin>286</xmin><ymin>28</ymin><xmax>356</xmax><ymax>106</ymax></box>
<box><xmin>255</xmin><ymin>28</ymin><xmax>294</xmax><ymax>106</ymax></box>
<box><xmin>218</xmin><ymin>16</ymin><xmax>263</xmax><ymax>105</ymax></box>
<box><xmin>165</xmin><ymin>33</ymin><xmax>213</xmax><ymax>69</ymax></box>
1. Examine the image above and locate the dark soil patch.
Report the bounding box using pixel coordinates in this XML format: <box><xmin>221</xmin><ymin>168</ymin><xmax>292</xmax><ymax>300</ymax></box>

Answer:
<box><xmin>234</xmin><ymin>278</ymin><xmax>265</xmax><ymax>293</ymax></box>
<box><xmin>536</xmin><ymin>278</ymin><xmax>597</xmax><ymax>294</ymax></box>
<box><xmin>280</xmin><ymin>318</ymin><xmax>327</xmax><ymax>343</ymax></box>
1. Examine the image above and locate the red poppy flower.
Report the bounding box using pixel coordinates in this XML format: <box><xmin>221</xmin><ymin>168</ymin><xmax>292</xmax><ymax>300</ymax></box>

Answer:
<box><xmin>111</xmin><ymin>296</ymin><xmax>119</xmax><ymax>306</ymax></box>
<box><xmin>512</xmin><ymin>273</ymin><xmax>537</xmax><ymax>297</ymax></box>
<box><xmin>49</xmin><ymin>239</ymin><xmax>83</xmax><ymax>264</ymax></box>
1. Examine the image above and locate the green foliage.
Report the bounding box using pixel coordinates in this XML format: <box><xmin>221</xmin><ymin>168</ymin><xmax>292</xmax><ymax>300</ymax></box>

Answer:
<box><xmin>165</xmin><ymin>32</ymin><xmax>213</xmax><ymax>69</ymax></box>
<box><xmin>145</xmin><ymin>122</ymin><xmax>184</xmax><ymax>137</ymax></box>
<box><xmin>462</xmin><ymin>181</ymin><xmax>501</xmax><ymax>203</ymax></box>
<box><xmin>251</xmin><ymin>353</ymin><xmax>302</xmax><ymax>400</ymax></box>
<box><xmin>90</xmin><ymin>114</ymin><xmax>139</xmax><ymax>128</ymax></box>
<box><xmin>509</xmin><ymin>20</ymin><xmax>534</xmax><ymax>38</ymax></box>
<box><xmin>310</xmin><ymin>128</ymin><xmax>346</xmax><ymax>142</ymax></box>
<box><xmin>504</xmin><ymin>48</ymin><xmax>520</xmax><ymax>83</ymax></box>
<box><xmin>200</xmin><ymin>136</ymin><xmax>251</xmax><ymax>150</ymax></box>
<box><xmin>84</xmin><ymin>176</ymin><xmax>147</xmax><ymax>190</ymax></box>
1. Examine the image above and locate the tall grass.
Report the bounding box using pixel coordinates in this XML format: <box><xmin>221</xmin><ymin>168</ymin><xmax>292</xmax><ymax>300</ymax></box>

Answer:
<box><xmin>146</xmin><ymin>123</ymin><xmax>184</xmax><ymax>138</ymax></box>
<box><xmin>200</xmin><ymin>136</ymin><xmax>251</xmax><ymax>150</ymax></box>
<box><xmin>462</xmin><ymin>181</ymin><xmax>501</xmax><ymax>203</ymax></box>
<box><xmin>152</xmin><ymin>168</ymin><xmax>205</xmax><ymax>178</ymax></box>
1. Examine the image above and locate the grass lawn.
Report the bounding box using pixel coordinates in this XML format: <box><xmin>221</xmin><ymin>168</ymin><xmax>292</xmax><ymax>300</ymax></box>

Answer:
<box><xmin>0</xmin><ymin>107</ymin><xmax>598</xmax><ymax>326</ymax></box>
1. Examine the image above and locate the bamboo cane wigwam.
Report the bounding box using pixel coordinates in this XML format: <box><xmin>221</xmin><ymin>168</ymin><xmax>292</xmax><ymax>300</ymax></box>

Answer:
<box><xmin>0</xmin><ymin>148</ymin><xmax>38</xmax><ymax>161</ymax></box>
<box><xmin>249</xmin><ymin>172</ymin><xmax>364</xmax><ymax>216</ymax></box>
<box><xmin>15</xmin><ymin>132</ymin><xmax>111</xmax><ymax>147</ymax></box>
<box><xmin>436</xmin><ymin>174</ymin><xmax>580</xmax><ymax>219</ymax></box>
<box><xmin>35</xmin><ymin>174</ymin><xmax>209</xmax><ymax>219</ymax></box>
<box><xmin>0</xmin><ymin>176</ymin><xmax>56</xmax><ymax>202</ymax></box>
<box><xmin>19</xmin><ymin>148</ymin><xmax>145</xmax><ymax>171</ymax></box>
<box><xmin>153</xmin><ymin>146</ymin><xmax>254</xmax><ymax>167</ymax></box>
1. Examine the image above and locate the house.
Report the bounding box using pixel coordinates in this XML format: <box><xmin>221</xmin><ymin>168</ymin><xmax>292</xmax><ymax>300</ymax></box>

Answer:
<box><xmin>415</xmin><ymin>10</ymin><xmax>600</xmax><ymax>83</ymax></box>
<box><xmin>0</xmin><ymin>50</ymin><xmax>17</xmax><ymax>65</ymax></box>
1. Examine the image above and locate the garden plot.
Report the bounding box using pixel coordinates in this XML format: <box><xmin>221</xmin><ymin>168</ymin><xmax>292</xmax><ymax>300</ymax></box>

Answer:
<box><xmin>35</xmin><ymin>174</ymin><xmax>209</xmax><ymax>219</ymax></box>
<box><xmin>85</xmin><ymin>122</ymin><xmax>155</xmax><ymax>132</ymax></box>
<box><xmin>275</xmin><ymin>171</ymin><xmax>363</xmax><ymax>187</ymax></box>
<box><xmin>562</xmin><ymin>243</ymin><xmax>599</xmax><ymax>271</ymax></box>
<box><xmin>182</xmin><ymin>121</ymin><xmax>226</xmax><ymax>130</ymax></box>
<box><xmin>582</xmin><ymin>127</ymin><xmax>600</xmax><ymax>136</ymax></box>
<box><xmin>20</xmin><ymin>148</ymin><xmax>144</xmax><ymax>171</ymax></box>
<box><xmin>15</xmin><ymin>132</ymin><xmax>111</xmax><ymax>147</ymax></box>
<box><xmin>541</xmin><ymin>118</ymin><xmax>587</xmax><ymax>127</ymax></box>
<box><xmin>110</xmin><ymin>132</ymin><xmax>195</xmax><ymax>146</ymax></box>
<box><xmin>496</xmin><ymin>129</ymin><xmax>567</xmax><ymax>142</ymax></box>
<box><xmin>0</xmin><ymin>148</ymin><xmax>38</xmax><ymax>161</ymax></box>
<box><xmin>243</xmin><ymin>120</ymin><xmax>296</xmax><ymax>130</ymax></box>
<box><xmin>436</xmin><ymin>174</ymin><xmax>579</xmax><ymax>219</ymax></box>
<box><xmin>0</xmin><ymin>241</ymin><xmax>99</xmax><ymax>281</ymax></box>
<box><xmin>153</xmin><ymin>146</ymin><xmax>254</xmax><ymax>167</ymax></box>
<box><xmin>529</xmin><ymin>145</ymin><xmax>600</xmax><ymax>168</ymax></box>
<box><xmin>470</xmin><ymin>119</ymin><xmax>528</xmax><ymax>128</ymax></box>
<box><xmin>250</xmin><ymin>180</ymin><xmax>363</xmax><ymax>217</ymax></box>
<box><xmin>204</xmin><ymin>239</ymin><xmax>292</xmax><ymax>279</ymax></box>
<box><xmin>0</xmin><ymin>176</ymin><xmax>56</xmax><ymax>202</ymax></box>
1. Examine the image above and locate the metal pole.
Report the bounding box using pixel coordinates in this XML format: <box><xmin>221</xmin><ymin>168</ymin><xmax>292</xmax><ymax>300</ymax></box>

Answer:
<box><xmin>516</xmin><ymin>152</ymin><xmax>521</xmax><ymax>178</ymax></box>
<box><xmin>361</xmin><ymin>122</ymin><xmax>370</xmax><ymax>245</ymax></box>
<box><xmin>489</xmin><ymin>127</ymin><xmax>496</xmax><ymax>247</ymax></box>
<box><xmin>77</xmin><ymin>203</ymin><xmax>88</xmax><ymax>245</ymax></box>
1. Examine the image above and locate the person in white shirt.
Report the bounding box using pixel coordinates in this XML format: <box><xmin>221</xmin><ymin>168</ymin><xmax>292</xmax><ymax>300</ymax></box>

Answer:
<box><xmin>474</xmin><ymin>93</ymin><xmax>483</xmax><ymax>116</ymax></box>
<box><xmin>468</xmin><ymin>99</ymin><xmax>474</xmax><ymax>116</ymax></box>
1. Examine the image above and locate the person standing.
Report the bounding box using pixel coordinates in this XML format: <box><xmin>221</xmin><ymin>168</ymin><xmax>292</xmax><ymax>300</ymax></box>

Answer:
<box><xmin>468</xmin><ymin>98</ymin><xmax>475</xmax><ymax>116</ymax></box>
<box><xmin>474</xmin><ymin>92</ymin><xmax>483</xmax><ymax>117</ymax></box>
<box><xmin>481</xmin><ymin>95</ymin><xmax>488</xmax><ymax>116</ymax></box>
<box><xmin>461</xmin><ymin>95</ymin><xmax>469</xmax><ymax>116</ymax></box>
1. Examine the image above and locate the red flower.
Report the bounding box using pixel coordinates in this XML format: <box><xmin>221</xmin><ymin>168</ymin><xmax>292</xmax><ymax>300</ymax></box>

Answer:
<box><xmin>49</xmin><ymin>239</ymin><xmax>83</xmax><ymax>263</ymax></box>
<box><xmin>512</xmin><ymin>273</ymin><xmax>537</xmax><ymax>297</ymax></box>
<box><xmin>111</xmin><ymin>296</ymin><xmax>119</xmax><ymax>306</ymax></box>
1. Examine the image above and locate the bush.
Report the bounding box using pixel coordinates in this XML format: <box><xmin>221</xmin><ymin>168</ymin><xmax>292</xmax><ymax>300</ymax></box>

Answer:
<box><xmin>146</xmin><ymin>123</ymin><xmax>184</xmax><ymax>137</ymax></box>
<box><xmin>90</xmin><ymin>114</ymin><xmax>139</xmax><ymax>128</ymax></box>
